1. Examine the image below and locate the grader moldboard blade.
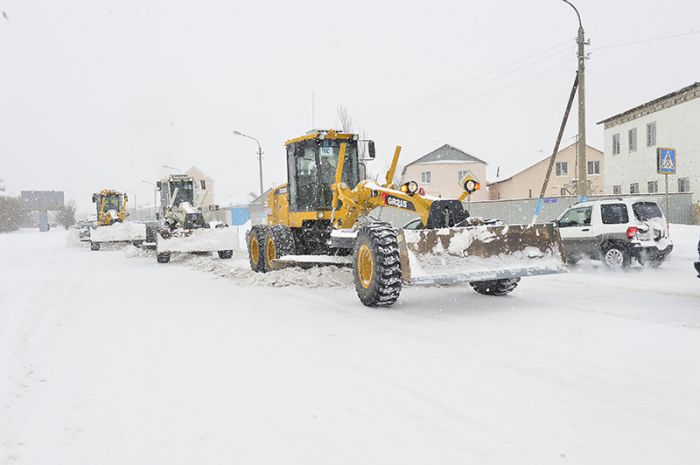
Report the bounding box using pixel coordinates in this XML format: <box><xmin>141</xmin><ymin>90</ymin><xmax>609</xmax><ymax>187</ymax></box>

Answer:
<box><xmin>398</xmin><ymin>223</ymin><xmax>566</xmax><ymax>286</ymax></box>
<box><xmin>156</xmin><ymin>228</ymin><xmax>238</xmax><ymax>254</ymax></box>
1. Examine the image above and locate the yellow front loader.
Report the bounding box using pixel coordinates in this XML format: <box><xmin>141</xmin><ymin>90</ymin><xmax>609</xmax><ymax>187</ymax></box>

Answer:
<box><xmin>89</xmin><ymin>189</ymin><xmax>146</xmax><ymax>250</ymax></box>
<box><xmin>247</xmin><ymin>130</ymin><xmax>566</xmax><ymax>307</ymax></box>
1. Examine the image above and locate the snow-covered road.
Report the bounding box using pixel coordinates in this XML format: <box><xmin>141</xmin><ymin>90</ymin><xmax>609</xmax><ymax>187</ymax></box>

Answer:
<box><xmin>1</xmin><ymin>227</ymin><xmax>699</xmax><ymax>464</ymax></box>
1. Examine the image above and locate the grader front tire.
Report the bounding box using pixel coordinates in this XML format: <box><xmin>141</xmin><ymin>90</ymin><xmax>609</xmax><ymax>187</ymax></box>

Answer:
<box><xmin>353</xmin><ymin>223</ymin><xmax>402</xmax><ymax>307</ymax></box>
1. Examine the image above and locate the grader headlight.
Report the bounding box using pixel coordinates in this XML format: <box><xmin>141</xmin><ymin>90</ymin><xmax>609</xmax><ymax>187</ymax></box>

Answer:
<box><xmin>400</xmin><ymin>181</ymin><xmax>419</xmax><ymax>195</ymax></box>
<box><xmin>464</xmin><ymin>179</ymin><xmax>481</xmax><ymax>194</ymax></box>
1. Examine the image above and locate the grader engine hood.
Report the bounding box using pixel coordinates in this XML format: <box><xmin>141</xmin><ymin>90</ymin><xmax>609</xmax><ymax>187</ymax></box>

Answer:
<box><xmin>398</xmin><ymin>223</ymin><xmax>566</xmax><ymax>285</ymax></box>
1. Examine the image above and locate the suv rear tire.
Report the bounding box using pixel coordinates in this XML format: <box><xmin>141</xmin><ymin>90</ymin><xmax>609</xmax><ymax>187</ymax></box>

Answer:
<box><xmin>602</xmin><ymin>244</ymin><xmax>631</xmax><ymax>270</ymax></box>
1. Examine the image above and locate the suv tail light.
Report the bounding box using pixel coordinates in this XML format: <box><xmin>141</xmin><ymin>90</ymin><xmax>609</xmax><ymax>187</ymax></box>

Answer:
<box><xmin>626</xmin><ymin>226</ymin><xmax>638</xmax><ymax>239</ymax></box>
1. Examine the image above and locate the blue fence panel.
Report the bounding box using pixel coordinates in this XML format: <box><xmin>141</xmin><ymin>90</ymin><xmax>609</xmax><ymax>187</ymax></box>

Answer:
<box><xmin>230</xmin><ymin>207</ymin><xmax>250</xmax><ymax>226</ymax></box>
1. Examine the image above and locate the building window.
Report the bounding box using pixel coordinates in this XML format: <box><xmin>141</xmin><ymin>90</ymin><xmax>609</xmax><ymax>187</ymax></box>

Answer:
<box><xmin>628</xmin><ymin>128</ymin><xmax>637</xmax><ymax>152</ymax></box>
<box><xmin>612</xmin><ymin>133</ymin><xmax>620</xmax><ymax>155</ymax></box>
<box><xmin>647</xmin><ymin>121</ymin><xmax>656</xmax><ymax>147</ymax></box>
<box><xmin>630</xmin><ymin>183</ymin><xmax>639</xmax><ymax>194</ymax></box>
<box><xmin>587</xmin><ymin>160</ymin><xmax>600</xmax><ymax>175</ymax></box>
<box><xmin>555</xmin><ymin>161</ymin><xmax>568</xmax><ymax>176</ymax></box>
<box><xmin>457</xmin><ymin>170</ymin><xmax>468</xmax><ymax>182</ymax></box>
<box><xmin>421</xmin><ymin>171</ymin><xmax>431</xmax><ymax>183</ymax></box>
<box><xmin>613</xmin><ymin>185</ymin><xmax>622</xmax><ymax>195</ymax></box>
<box><xmin>679</xmin><ymin>177</ymin><xmax>690</xmax><ymax>193</ymax></box>
<box><xmin>647</xmin><ymin>181</ymin><xmax>658</xmax><ymax>193</ymax></box>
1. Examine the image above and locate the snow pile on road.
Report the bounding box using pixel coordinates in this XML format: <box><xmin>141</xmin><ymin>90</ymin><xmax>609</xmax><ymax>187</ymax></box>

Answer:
<box><xmin>123</xmin><ymin>246</ymin><xmax>353</xmax><ymax>288</ymax></box>
<box><xmin>64</xmin><ymin>229</ymin><xmax>83</xmax><ymax>247</ymax></box>
<box><xmin>189</xmin><ymin>256</ymin><xmax>354</xmax><ymax>287</ymax></box>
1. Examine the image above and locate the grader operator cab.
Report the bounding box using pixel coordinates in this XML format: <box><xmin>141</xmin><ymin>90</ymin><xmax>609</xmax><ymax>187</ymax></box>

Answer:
<box><xmin>88</xmin><ymin>189</ymin><xmax>147</xmax><ymax>250</ymax></box>
<box><xmin>154</xmin><ymin>174</ymin><xmax>236</xmax><ymax>263</ymax></box>
<box><xmin>247</xmin><ymin>130</ymin><xmax>567</xmax><ymax>307</ymax></box>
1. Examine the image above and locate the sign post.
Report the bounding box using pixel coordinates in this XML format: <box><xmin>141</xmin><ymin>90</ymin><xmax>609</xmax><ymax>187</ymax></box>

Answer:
<box><xmin>656</xmin><ymin>147</ymin><xmax>677</xmax><ymax>218</ymax></box>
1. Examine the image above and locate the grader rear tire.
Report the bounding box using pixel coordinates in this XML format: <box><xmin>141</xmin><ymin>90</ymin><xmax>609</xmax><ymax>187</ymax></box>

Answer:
<box><xmin>247</xmin><ymin>226</ymin><xmax>268</xmax><ymax>273</ymax></box>
<box><xmin>469</xmin><ymin>278</ymin><xmax>520</xmax><ymax>296</ymax></box>
<box><xmin>263</xmin><ymin>225</ymin><xmax>297</xmax><ymax>270</ymax></box>
<box><xmin>353</xmin><ymin>223</ymin><xmax>402</xmax><ymax>307</ymax></box>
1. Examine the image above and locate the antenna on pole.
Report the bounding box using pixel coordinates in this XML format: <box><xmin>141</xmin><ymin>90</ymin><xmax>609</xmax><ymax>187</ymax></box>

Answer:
<box><xmin>311</xmin><ymin>90</ymin><xmax>315</xmax><ymax>129</ymax></box>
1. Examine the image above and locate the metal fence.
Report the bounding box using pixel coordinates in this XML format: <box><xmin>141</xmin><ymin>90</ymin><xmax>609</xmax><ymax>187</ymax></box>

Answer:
<box><xmin>465</xmin><ymin>193</ymin><xmax>695</xmax><ymax>225</ymax></box>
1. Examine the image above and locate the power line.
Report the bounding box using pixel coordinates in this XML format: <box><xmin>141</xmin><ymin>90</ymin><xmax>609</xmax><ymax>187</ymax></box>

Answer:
<box><xmin>592</xmin><ymin>29</ymin><xmax>700</xmax><ymax>52</ymax></box>
<box><xmin>372</xmin><ymin>59</ymin><xmax>576</xmax><ymax>135</ymax></box>
<box><xmin>365</xmin><ymin>46</ymin><xmax>577</xmax><ymax>127</ymax></box>
<box><xmin>363</xmin><ymin>38</ymin><xmax>575</xmax><ymax>123</ymax></box>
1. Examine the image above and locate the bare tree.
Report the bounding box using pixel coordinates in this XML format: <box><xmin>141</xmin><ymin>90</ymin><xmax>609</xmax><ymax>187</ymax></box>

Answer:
<box><xmin>0</xmin><ymin>196</ymin><xmax>28</xmax><ymax>232</ymax></box>
<box><xmin>56</xmin><ymin>199</ymin><xmax>77</xmax><ymax>230</ymax></box>
<box><xmin>337</xmin><ymin>105</ymin><xmax>353</xmax><ymax>132</ymax></box>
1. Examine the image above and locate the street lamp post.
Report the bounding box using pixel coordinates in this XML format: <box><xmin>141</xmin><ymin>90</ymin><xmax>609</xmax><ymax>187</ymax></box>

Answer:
<box><xmin>232</xmin><ymin>130</ymin><xmax>264</xmax><ymax>206</ymax></box>
<box><xmin>142</xmin><ymin>180</ymin><xmax>157</xmax><ymax>220</ymax></box>
<box><xmin>562</xmin><ymin>0</ymin><xmax>588</xmax><ymax>197</ymax></box>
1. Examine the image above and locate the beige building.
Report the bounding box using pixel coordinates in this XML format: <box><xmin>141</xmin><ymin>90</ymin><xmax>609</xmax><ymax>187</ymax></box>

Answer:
<box><xmin>184</xmin><ymin>166</ymin><xmax>216</xmax><ymax>207</ymax></box>
<box><xmin>488</xmin><ymin>143</ymin><xmax>604</xmax><ymax>200</ymax></box>
<box><xmin>401</xmin><ymin>144</ymin><xmax>489</xmax><ymax>201</ymax></box>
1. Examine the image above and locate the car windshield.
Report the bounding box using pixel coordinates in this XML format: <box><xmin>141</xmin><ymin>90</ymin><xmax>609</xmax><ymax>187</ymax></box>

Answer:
<box><xmin>633</xmin><ymin>202</ymin><xmax>663</xmax><ymax>221</ymax></box>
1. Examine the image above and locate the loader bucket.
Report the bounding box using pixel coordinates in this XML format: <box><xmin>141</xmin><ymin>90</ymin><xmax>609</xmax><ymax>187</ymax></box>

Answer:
<box><xmin>398</xmin><ymin>223</ymin><xmax>566</xmax><ymax>286</ymax></box>
<box><xmin>156</xmin><ymin>227</ymin><xmax>239</xmax><ymax>254</ymax></box>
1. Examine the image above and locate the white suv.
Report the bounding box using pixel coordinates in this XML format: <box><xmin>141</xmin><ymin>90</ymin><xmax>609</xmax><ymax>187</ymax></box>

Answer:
<box><xmin>555</xmin><ymin>198</ymin><xmax>673</xmax><ymax>269</ymax></box>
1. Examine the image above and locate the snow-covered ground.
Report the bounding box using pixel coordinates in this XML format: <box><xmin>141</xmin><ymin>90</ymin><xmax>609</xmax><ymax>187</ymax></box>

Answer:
<box><xmin>1</xmin><ymin>225</ymin><xmax>699</xmax><ymax>464</ymax></box>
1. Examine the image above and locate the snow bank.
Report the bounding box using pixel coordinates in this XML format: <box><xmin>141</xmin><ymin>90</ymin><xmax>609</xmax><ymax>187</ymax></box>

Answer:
<box><xmin>123</xmin><ymin>248</ymin><xmax>353</xmax><ymax>288</ymax></box>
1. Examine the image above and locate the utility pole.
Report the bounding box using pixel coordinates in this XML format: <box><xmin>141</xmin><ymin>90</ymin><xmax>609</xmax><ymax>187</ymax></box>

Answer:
<box><xmin>233</xmin><ymin>130</ymin><xmax>265</xmax><ymax>222</ymax></box>
<box><xmin>563</xmin><ymin>0</ymin><xmax>588</xmax><ymax>197</ymax></box>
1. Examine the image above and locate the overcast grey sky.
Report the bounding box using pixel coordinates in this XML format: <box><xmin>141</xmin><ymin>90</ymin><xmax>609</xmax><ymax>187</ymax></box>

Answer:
<box><xmin>1</xmin><ymin>0</ymin><xmax>699</xmax><ymax>213</ymax></box>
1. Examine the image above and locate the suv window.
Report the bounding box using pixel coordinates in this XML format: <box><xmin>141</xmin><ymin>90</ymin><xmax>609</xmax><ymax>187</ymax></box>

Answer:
<box><xmin>601</xmin><ymin>204</ymin><xmax>629</xmax><ymax>224</ymax></box>
<box><xmin>559</xmin><ymin>206</ymin><xmax>592</xmax><ymax>227</ymax></box>
<box><xmin>633</xmin><ymin>202</ymin><xmax>663</xmax><ymax>221</ymax></box>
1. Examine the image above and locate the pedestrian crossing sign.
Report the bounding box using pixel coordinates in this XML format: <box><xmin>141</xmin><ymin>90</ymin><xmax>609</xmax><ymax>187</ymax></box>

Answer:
<box><xmin>657</xmin><ymin>147</ymin><xmax>677</xmax><ymax>174</ymax></box>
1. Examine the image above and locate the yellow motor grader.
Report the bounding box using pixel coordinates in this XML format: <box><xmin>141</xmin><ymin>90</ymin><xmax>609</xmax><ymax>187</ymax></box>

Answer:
<box><xmin>247</xmin><ymin>130</ymin><xmax>566</xmax><ymax>307</ymax></box>
<box><xmin>89</xmin><ymin>189</ymin><xmax>146</xmax><ymax>250</ymax></box>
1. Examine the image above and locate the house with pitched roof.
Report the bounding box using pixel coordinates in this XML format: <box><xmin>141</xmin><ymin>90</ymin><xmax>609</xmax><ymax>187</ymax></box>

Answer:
<box><xmin>487</xmin><ymin>143</ymin><xmax>604</xmax><ymax>200</ymax></box>
<box><xmin>400</xmin><ymin>144</ymin><xmax>489</xmax><ymax>201</ymax></box>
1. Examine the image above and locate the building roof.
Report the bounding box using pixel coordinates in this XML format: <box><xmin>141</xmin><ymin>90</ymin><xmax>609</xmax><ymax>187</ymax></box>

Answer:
<box><xmin>487</xmin><ymin>142</ymin><xmax>603</xmax><ymax>186</ymax></box>
<box><xmin>402</xmin><ymin>144</ymin><xmax>487</xmax><ymax>174</ymax></box>
<box><xmin>597</xmin><ymin>82</ymin><xmax>700</xmax><ymax>127</ymax></box>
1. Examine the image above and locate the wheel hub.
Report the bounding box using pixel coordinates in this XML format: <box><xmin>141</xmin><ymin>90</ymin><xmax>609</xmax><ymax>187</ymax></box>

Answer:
<box><xmin>251</xmin><ymin>237</ymin><xmax>259</xmax><ymax>263</ymax></box>
<box><xmin>266</xmin><ymin>238</ymin><xmax>276</xmax><ymax>268</ymax></box>
<box><xmin>605</xmin><ymin>248</ymin><xmax>624</xmax><ymax>267</ymax></box>
<box><xmin>357</xmin><ymin>244</ymin><xmax>374</xmax><ymax>289</ymax></box>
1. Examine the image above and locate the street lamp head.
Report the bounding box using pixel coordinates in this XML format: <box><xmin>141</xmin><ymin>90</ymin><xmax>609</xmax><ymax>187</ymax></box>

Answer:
<box><xmin>232</xmin><ymin>130</ymin><xmax>243</xmax><ymax>136</ymax></box>
<box><xmin>561</xmin><ymin>0</ymin><xmax>583</xmax><ymax>29</ymax></box>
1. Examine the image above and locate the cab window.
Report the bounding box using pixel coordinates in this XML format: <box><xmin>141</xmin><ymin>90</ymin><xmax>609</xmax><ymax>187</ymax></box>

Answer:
<box><xmin>288</xmin><ymin>142</ymin><xmax>319</xmax><ymax>212</ymax></box>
